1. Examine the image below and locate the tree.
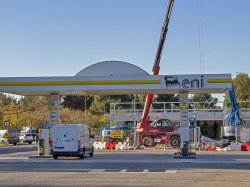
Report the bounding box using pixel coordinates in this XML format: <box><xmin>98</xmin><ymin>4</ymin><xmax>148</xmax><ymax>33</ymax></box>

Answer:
<box><xmin>0</xmin><ymin>93</ymin><xmax>18</xmax><ymax>130</ymax></box>
<box><xmin>59</xmin><ymin>108</ymin><xmax>105</xmax><ymax>129</ymax></box>
<box><xmin>224</xmin><ymin>72</ymin><xmax>250</xmax><ymax>108</ymax></box>
<box><xmin>132</xmin><ymin>95</ymin><xmax>146</xmax><ymax>102</ymax></box>
<box><xmin>153</xmin><ymin>94</ymin><xmax>179</xmax><ymax>109</ymax></box>
<box><xmin>190</xmin><ymin>93</ymin><xmax>218</xmax><ymax>108</ymax></box>
<box><xmin>89</xmin><ymin>96</ymin><xmax>121</xmax><ymax>114</ymax></box>
<box><xmin>235</xmin><ymin>73</ymin><xmax>250</xmax><ymax>101</ymax></box>
<box><xmin>60</xmin><ymin>108</ymin><xmax>85</xmax><ymax>124</ymax></box>
<box><xmin>89</xmin><ymin>95</ymin><xmax>136</xmax><ymax>114</ymax></box>
<box><xmin>18</xmin><ymin>96</ymin><xmax>49</xmax><ymax>129</ymax></box>
<box><xmin>0</xmin><ymin>93</ymin><xmax>17</xmax><ymax>106</ymax></box>
<box><xmin>62</xmin><ymin>95</ymin><xmax>93</xmax><ymax>111</ymax></box>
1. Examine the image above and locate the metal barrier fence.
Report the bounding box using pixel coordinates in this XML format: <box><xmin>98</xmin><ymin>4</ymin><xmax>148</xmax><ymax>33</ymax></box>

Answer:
<box><xmin>110</xmin><ymin>101</ymin><xmax>250</xmax><ymax>115</ymax></box>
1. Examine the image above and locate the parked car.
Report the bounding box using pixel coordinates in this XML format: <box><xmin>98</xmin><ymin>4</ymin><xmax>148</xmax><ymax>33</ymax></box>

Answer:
<box><xmin>0</xmin><ymin>130</ymin><xmax>19</xmax><ymax>145</ymax></box>
<box><xmin>51</xmin><ymin>124</ymin><xmax>94</xmax><ymax>159</ymax></box>
<box><xmin>20</xmin><ymin>132</ymin><xmax>39</xmax><ymax>142</ymax></box>
<box><xmin>31</xmin><ymin>133</ymin><xmax>39</xmax><ymax>142</ymax></box>
<box><xmin>19</xmin><ymin>133</ymin><xmax>34</xmax><ymax>144</ymax></box>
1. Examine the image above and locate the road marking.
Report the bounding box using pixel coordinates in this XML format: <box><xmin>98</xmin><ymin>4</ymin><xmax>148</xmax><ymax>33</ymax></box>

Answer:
<box><xmin>120</xmin><ymin>169</ymin><xmax>127</xmax><ymax>172</ymax></box>
<box><xmin>89</xmin><ymin>169</ymin><xmax>105</xmax><ymax>173</ymax></box>
<box><xmin>165</xmin><ymin>170</ymin><xmax>177</xmax><ymax>173</ymax></box>
<box><xmin>142</xmin><ymin>169</ymin><xmax>149</xmax><ymax>172</ymax></box>
<box><xmin>1</xmin><ymin>158</ymin><xmax>250</xmax><ymax>165</ymax></box>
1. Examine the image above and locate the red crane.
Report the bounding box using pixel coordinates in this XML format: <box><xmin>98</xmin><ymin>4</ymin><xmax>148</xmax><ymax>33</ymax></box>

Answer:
<box><xmin>137</xmin><ymin>0</ymin><xmax>174</xmax><ymax>130</ymax></box>
<box><xmin>136</xmin><ymin>0</ymin><xmax>180</xmax><ymax>147</ymax></box>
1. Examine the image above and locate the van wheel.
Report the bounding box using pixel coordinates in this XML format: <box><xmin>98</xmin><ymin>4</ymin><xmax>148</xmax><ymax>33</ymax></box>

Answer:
<box><xmin>13</xmin><ymin>143</ymin><xmax>17</xmax><ymax>146</ymax></box>
<box><xmin>89</xmin><ymin>147</ymin><xmax>94</xmax><ymax>157</ymax></box>
<box><xmin>28</xmin><ymin>142</ymin><xmax>32</xmax><ymax>144</ymax></box>
<box><xmin>79</xmin><ymin>149</ymin><xmax>85</xmax><ymax>159</ymax></box>
<box><xmin>53</xmin><ymin>155</ymin><xmax>58</xmax><ymax>159</ymax></box>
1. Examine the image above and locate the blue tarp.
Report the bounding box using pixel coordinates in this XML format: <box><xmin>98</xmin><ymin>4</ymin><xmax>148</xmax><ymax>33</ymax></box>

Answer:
<box><xmin>101</xmin><ymin>126</ymin><xmax>135</xmax><ymax>131</ymax></box>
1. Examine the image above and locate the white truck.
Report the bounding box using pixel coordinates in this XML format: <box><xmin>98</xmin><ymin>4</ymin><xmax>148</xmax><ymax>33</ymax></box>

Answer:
<box><xmin>51</xmin><ymin>124</ymin><xmax>94</xmax><ymax>159</ymax></box>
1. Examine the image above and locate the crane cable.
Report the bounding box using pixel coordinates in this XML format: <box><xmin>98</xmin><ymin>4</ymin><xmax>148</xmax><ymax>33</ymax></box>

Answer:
<box><xmin>197</xmin><ymin>0</ymin><xmax>205</xmax><ymax>74</ymax></box>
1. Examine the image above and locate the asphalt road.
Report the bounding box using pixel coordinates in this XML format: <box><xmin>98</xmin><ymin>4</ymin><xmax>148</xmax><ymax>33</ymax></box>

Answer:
<box><xmin>0</xmin><ymin>144</ymin><xmax>249</xmax><ymax>187</ymax></box>
<box><xmin>0</xmin><ymin>144</ymin><xmax>36</xmax><ymax>157</ymax></box>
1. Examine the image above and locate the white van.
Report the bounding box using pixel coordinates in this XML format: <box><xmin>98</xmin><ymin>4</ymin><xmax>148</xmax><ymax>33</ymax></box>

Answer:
<box><xmin>51</xmin><ymin>124</ymin><xmax>94</xmax><ymax>159</ymax></box>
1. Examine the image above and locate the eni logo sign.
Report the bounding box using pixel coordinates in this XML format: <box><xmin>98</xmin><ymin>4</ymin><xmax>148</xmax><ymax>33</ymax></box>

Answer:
<box><xmin>164</xmin><ymin>75</ymin><xmax>204</xmax><ymax>88</ymax></box>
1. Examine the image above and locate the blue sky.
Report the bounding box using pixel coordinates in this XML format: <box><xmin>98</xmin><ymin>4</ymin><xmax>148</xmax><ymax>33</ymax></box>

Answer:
<box><xmin>0</xmin><ymin>0</ymin><xmax>249</xmax><ymax>78</ymax></box>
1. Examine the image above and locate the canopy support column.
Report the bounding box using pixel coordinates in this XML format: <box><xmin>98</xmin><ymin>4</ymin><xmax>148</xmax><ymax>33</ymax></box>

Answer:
<box><xmin>174</xmin><ymin>91</ymin><xmax>196</xmax><ymax>158</ymax></box>
<box><xmin>49</xmin><ymin>93</ymin><xmax>59</xmax><ymax>125</ymax></box>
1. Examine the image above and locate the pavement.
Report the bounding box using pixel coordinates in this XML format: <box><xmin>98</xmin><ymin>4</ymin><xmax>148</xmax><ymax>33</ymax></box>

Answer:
<box><xmin>0</xmin><ymin>144</ymin><xmax>249</xmax><ymax>186</ymax></box>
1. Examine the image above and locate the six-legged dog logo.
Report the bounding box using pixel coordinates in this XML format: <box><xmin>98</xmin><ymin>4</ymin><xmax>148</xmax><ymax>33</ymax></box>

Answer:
<box><xmin>164</xmin><ymin>76</ymin><xmax>180</xmax><ymax>87</ymax></box>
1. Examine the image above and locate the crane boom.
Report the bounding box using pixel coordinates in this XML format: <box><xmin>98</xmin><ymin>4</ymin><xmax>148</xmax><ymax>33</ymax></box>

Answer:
<box><xmin>228</xmin><ymin>85</ymin><xmax>245</xmax><ymax>126</ymax></box>
<box><xmin>152</xmin><ymin>0</ymin><xmax>174</xmax><ymax>74</ymax></box>
<box><xmin>138</xmin><ymin>0</ymin><xmax>175</xmax><ymax>129</ymax></box>
<box><xmin>221</xmin><ymin>84</ymin><xmax>245</xmax><ymax>139</ymax></box>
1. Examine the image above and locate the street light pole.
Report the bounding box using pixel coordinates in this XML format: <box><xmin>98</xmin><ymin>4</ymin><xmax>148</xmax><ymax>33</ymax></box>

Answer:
<box><xmin>84</xmin><ymin>95</ymin><xmax>87</xmax><ymax>124</ymax></box>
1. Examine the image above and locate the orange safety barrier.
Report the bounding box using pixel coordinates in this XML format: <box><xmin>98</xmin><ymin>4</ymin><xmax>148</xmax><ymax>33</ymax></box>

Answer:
<box><xmin>105</xmin><ymin>141</ymin><xmax>117</xmax><ymax>150</ymax></box>
<box><xmin>241</xmin><ymin>142</ymin><xmax>250</xmax><ymax>151</ymax></box>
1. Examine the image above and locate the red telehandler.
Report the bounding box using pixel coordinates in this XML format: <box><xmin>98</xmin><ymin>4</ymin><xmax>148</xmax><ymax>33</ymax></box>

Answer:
<box><xmin>136</xmin><ymin>0</ymin><xmax>181</xmax><ymax>147</ymax></box>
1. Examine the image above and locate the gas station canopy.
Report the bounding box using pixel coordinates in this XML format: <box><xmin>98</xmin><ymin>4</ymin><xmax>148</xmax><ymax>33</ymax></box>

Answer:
<box><xmin>0</xmin><ymin>61</ymin><xmax>232</xmax><ymax>96</ymax></box>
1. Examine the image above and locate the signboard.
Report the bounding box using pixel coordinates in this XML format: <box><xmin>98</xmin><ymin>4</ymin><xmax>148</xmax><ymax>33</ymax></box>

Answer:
<box><xmin>154</xmin><ymin>138</ymin><xmax>161</xmax><ymax>143</ymax></box>
<box><xmin>49</xmin><ymin>94</ymin><xmax>59</xmax><ymax>125</ymax></box>
<box><xmin>3</xmin><ymin>121</ymin><xmax>10</xmax><ymax>127</ymax></box>
<box><xmin>163</xmin><ymin>74</ymin><xmax>231</xmax><ymax>90</ymax></box>
<box><xmin>179</xmin><ymin>92</ymin><xmax>189</xmax><ymax>128</ymax></box>
<box><xmin>240</xmin><ymin>128</ymin><xmax>250</xmax><ymax>142</ymax></box>
<box><xmin>44</xmin><ymin>124</ymin><xmax>52</xmax><ymax>129</ymax></box>
<box><xmin>223</xmin><ymin>126</ymin><xmax>236</xmax><ymax>137</ymax></box>
<box><xmin>111</xmin><ymin>130</ymin><xmax>123</xmax><ymax>139</ymax></box>
<box><xmin>3</xmin><ymin>133</ymin><xmax>9</xmax><ymax>139</ymax></box>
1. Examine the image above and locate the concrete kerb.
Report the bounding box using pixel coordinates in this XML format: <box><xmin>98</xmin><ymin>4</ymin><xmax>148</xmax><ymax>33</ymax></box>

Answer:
<box><xmin>28</xmin><ymin>155</ymin><xmax>53</xmax><ymax>159</ymax></box>
<box><xmin>173</xmin><ymin>152</ymin><xmax>197</xmax><ymax>159</ymax></box>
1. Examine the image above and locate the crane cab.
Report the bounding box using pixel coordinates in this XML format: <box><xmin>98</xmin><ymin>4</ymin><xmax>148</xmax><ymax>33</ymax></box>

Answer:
<box><xmin>149</xmin><ymin>119</ymin><xmax>175</xmax><ymax>131</ymax></box>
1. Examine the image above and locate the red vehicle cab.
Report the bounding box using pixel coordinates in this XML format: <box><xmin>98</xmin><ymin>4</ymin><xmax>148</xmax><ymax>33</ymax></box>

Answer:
<box><xmin>139</xmin><ymin>119</ymin><xmax>180</xmax><ymax>147</ymax></box>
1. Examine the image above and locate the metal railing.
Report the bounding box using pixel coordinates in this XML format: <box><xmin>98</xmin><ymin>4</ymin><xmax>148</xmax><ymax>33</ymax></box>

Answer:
<box><xmin>109</xmin><ymin>101</ymin><xmax>250</xmax><ymax>122</ymax></box>
<box><xmin>110</xmin><ymin>101</ymin><xmax>227</xmax><ymax>114</ymax></box>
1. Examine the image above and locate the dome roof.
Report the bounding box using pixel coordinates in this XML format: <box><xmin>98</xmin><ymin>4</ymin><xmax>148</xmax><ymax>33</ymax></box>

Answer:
<box><xmin>75</xmin><ymin>61</ymin><xmax>149</xmax><ymax>76</ymax></box>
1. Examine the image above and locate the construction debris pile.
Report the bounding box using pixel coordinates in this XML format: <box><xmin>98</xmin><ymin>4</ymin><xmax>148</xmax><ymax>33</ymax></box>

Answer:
<box><xmin>201</xmin><ymin>128</ymin><xmax>250</xmax><ymax>151</ymax></box>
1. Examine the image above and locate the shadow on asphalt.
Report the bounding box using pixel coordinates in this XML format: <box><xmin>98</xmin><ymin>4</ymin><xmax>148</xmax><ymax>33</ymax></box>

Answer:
<box><xmin>0</xmin><ymin>144</ymin><xmax>36</xmax><ymax>155</ymax></box>
<box><xmin>0</xmin><ymin>153</ymin><xmax>249</xmax><ymax>172</ymax></box>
